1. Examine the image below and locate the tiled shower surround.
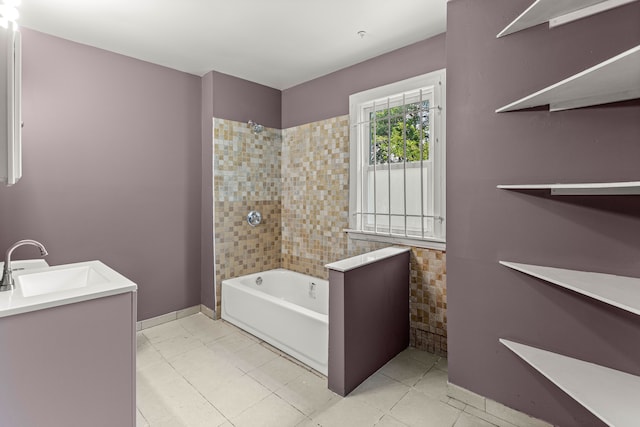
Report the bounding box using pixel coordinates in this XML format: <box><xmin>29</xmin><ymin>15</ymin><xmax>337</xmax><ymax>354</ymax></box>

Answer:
<box><xmin>281</xmin><ymin>116</ymin><xmax>351</xmax><ymax>279</ymax></box>
<box><xmin>213</xmin><ymin>117</ymin><xmax>447</xmax><ymax>356</ymax></box>
<box><xmin>213</xmin><ymin>119</ymin><xmax>282</xmax><ymax>315</ymax></box>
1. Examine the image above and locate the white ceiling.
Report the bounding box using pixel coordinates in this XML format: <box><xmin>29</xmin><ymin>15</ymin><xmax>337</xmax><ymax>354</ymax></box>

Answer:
<box><xmin>19</xmin><ymin>0</ymin><xmax>447</xmax><ymax>90</ymax></box>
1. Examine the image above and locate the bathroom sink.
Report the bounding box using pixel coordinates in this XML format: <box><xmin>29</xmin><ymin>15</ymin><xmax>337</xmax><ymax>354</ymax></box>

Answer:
<box><xmin>16</xmin><ymin>264</ymin><xmax>108</xmax><ymax>297</ymax></box>
<box><xmin>0</xmin><ymin>260</ymin><xmax>137</xmax><ymax>318</ymax></box>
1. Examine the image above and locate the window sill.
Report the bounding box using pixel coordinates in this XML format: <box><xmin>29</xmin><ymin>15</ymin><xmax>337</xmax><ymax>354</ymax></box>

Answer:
<box><xmin>344</xmin><ymin>229</ymin><xmax>446</xmax><ymax>251</ymax></box>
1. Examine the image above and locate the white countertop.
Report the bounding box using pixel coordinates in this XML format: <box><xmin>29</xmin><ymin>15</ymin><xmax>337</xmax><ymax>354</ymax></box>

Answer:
<box><xmin>325</xmin><ymin>246</ymin><xmax>411</xmax><ymax>272</ymax></box>
<box><xmin>0</xmin><ymin>260</ymin><xmax>137</xmax><ymax>318</ymax></box>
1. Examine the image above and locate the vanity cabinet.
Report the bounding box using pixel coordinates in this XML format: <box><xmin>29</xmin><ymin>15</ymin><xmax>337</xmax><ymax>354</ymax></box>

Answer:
<box><xmin>0</xmin><ymin>291</ymin><xmax>137</xmax><ymax>427</ymax></box>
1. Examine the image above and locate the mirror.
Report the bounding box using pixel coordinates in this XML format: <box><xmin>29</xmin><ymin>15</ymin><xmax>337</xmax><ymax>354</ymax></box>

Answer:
<box><xmin>0</xmin><ymin>20</ymin><xmax>21</xmax><ymax>186</ymax></box>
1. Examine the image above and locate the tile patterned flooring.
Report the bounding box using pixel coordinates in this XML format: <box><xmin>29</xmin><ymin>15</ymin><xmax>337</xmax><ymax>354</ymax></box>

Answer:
<box><xmin>136</xmin><ymin>314</ymin><xmax>502</xmax><ymax>427</ymax></box>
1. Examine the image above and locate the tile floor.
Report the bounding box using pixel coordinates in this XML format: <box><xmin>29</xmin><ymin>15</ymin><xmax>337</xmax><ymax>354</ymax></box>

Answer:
<box><xmin>136</xmin><ymin>313</ymin><xmax>506</xmax><ymax>427</ymax></box>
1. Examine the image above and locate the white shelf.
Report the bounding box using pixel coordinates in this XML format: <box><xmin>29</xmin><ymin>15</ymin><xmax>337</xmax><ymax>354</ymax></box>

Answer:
<box><xmin>500</xmin><ymin>261</ymin><xmax>640</xmax><ymax>316</ymax></box>
<box><xmin>496</xmin><ymin>44</ymin><xmax>640</xmax><ymax>112</ymax></box>
<box><xmin>497</xmin><ymin>0</ymin><xmax>638</xmax><ymax>38</ymax></box>
<box><xmin>497</xmin><ymin>181</ymin><xmax>640</xmax><ymax>195</ymax></box>
<box><xmin>501</xmin><ymin>339</ymin><xmax>640</xmax><ymax>427</ymax></box>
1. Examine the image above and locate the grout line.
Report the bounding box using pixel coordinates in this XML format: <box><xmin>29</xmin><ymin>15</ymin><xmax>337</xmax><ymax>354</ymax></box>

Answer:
<box><xmin>179</xmin><ymin>370</ymin><xmax>232</xmax><ymax>426</ymax></box>
<box><xmin>387</xmin><ymin>387</ymin><xmax>411</xmax><ymax>414</ymax></box>
<box><xmin>135</xmin><ymin>407</ymin><xmax>150</xmax><ymax>427</ymax></box>
<box><xmin>152</xmin><ymin>320</ymin><xmax>234</xmax><ymax>426</ymax></box>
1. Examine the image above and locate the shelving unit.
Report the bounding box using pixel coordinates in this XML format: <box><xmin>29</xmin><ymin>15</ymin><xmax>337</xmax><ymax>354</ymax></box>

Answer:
<box><xmin>496</xmin><ymin>1</ymin><xmax>640</xmax><ymax>425</ymax></box>
<box><xmin>496</xmin><ymin>0</ymin><xmax>637</xmax><ymax>38</ymax></box>
<box><xmin>496</xmin><ymin>181</ymin><xmax>640</xmax><ymax>195</ymax></box>
<box><xmin>496</xmin><ymin>44</ymin><xmax>640</xmax><ymax>112</ymax></box>
<box><xmin>500</xmin><ymin>261</ymin><xmax>640</xmax><ymax>315</ymax></box>
<box><xmin>500</xmin><ymin>339</ymin><xmax>640</xmax><ymax>427</ymax></box>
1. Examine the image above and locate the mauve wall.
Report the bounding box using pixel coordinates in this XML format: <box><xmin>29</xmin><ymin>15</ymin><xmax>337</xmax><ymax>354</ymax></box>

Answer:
<box><xmin>447</xmin><ymin>1</ymin><xmax>640</xmax><ymax>426</ymax></box>
<box><xmin>0</xmin><ymin>29</ymin><xmax>202</xmax><ymax>320</ymax></box>
<box><xmin>282</xmin><ymin>34</ymin><xmax>446</xmax><ymax>129</ymax></box>
<box><xmin>210</xmin><ymin>71</ymin><xmax>282</xmax><ymax>129</ymax></box>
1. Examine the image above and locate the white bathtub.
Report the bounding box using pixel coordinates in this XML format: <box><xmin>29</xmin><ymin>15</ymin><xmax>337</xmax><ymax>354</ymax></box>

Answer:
<box><xmin>221</xmin><ymin>268</ymin><xmax>329</xmax><ymax>375</ymax></box>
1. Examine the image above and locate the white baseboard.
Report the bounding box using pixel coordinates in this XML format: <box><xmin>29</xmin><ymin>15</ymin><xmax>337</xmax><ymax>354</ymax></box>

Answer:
<box><xmin>199</xmin><ymin>304</ymin><xmax>215</xmax><ymax>319</ymax></box>
<box><xmin>136</xmin><ymin>305</ymin><xmax>202</xmax><ymax>331</ymax></box>
<box><xmin>447</xmin><ymin>383</ymin><xmax>552</xmax><ymax>427</ymax></box>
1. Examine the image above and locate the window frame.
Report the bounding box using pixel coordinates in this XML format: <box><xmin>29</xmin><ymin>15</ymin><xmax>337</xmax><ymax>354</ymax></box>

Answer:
<box><xmin>346</xmin><ymin>70</ymin><xmax>446</xmax><ymax>250</ymax></box>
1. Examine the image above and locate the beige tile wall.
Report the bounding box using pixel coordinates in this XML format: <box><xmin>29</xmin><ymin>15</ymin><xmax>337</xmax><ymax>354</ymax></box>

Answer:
<box><xmin>212</xmin><ymin>116</ymin><xmax>447</xmax><ymax>355</ymax></box>
<box><xmin>410</xmin><ymin>248</ymin><xmax>447</xmax><ymax>356</ymax></box>
<box><xmin>213</xmin><ymin>119</ymin><xmax>282</xmax><ymax>314</ymax></box>
<box><xmin>281</xmin><ymin>116</ymin><xmax>351</xmax><ymax>279</ymax></box>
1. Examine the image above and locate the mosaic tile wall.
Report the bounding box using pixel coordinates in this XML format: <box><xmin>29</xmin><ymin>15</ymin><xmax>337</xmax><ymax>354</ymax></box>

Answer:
<box><xmin>282</xmin><ymin>116</ymin><xmax>448</xmax><ymax>356</ymax></box>
<box><xmin>281</xmin><ymin>115</ymin><xmax>351</xmax><ymax>279</ymax></box>
<box><xmin>213</xmin><ymin>119</ymin><xmax>282</xmax><ymax>315</ymax></box>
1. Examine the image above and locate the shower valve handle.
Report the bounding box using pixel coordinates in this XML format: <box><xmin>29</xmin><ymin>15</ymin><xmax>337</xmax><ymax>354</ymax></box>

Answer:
<box><xmin>247</xmin><ymin>211</ymin><xmax>262</xmax><ymax>227</ymax></box>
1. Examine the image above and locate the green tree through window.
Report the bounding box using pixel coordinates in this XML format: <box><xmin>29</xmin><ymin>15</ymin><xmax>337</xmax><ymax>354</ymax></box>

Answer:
<box><xmin>369</xmin><ymin>100</ymin><xmax>430</xmax><ymax>164</ymax></box>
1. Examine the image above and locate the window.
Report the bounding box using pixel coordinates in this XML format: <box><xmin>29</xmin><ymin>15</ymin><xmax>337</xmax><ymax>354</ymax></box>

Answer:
<box><xmin>348</xmin><ymin>70</ymin><xmax>446</xmax><ymax>249</ymax></box>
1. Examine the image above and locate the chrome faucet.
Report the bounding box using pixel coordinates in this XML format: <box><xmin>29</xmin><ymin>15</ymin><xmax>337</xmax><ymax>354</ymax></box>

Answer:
<box><xmin>0</xmin><ymin>240</ymin><xmax>48</xmax><ymax>292</ymax></box>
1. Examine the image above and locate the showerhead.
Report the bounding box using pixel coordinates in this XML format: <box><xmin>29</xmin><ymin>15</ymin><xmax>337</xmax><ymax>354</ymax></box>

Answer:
<box><xmin>248</xmin><ymin>120</ymin><xmax>264</xmax><ymax>134</ymax></box>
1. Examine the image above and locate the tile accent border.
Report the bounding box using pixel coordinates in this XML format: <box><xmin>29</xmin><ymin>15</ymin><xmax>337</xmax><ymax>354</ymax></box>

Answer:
<box><xmin>447</xmin><ymin>383</ymin><xmax>552</xmax><ymax>427</ymax></box>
